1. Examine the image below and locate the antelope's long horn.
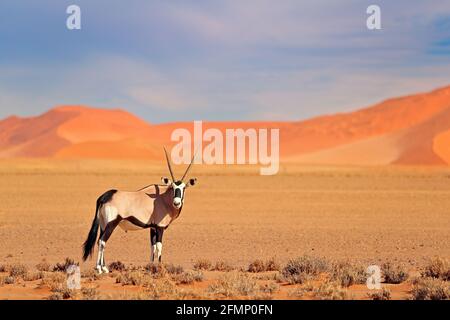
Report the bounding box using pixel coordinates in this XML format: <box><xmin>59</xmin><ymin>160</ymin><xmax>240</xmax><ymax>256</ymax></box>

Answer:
<box><xmin>181</xmin><ymin>150</ymin><xmax>196</xmax><ymax>182</ymax></box>
<box><xmin>164</xmin><ymin>147</ymin><xmax>176</xmax><ymax>181</ymax></box>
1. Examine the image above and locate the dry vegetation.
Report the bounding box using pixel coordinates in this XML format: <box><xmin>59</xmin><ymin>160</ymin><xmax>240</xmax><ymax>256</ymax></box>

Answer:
<box><xmin>0</xmin><ymin>256</ymin><xmax>449</xmax><ymax>300</ymax></box>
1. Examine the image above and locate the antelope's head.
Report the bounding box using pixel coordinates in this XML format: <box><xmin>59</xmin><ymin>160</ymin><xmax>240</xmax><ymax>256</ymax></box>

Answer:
<box><xmin>161</xmin><ymin>148</ymin><xmax>197</xmax><ymax>209</ymax></box>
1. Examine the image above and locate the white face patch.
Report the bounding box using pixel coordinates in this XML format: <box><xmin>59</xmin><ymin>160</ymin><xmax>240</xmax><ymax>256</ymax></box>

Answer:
<box><xmin>172</xmin><ymin>182</ymin><xmax>186</xmax><ymax>209</ymax></box>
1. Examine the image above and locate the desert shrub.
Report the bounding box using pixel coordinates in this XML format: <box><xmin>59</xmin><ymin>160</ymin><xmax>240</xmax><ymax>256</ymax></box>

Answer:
<box><xmin>213</xmin><ymin>260</ymin><xmax>234</xmax><ymax>272</ymax></box>
<box><xmin>313</xmin><ymin>281</ymin><xmax>348</xmax><ymax>300</ymax></box>
<box><xmin>48</xmin><ymin>292</ymin><xmax>64</xmax><ymax>300</ymax></box>
<box><xmin>382</xmin><ymin>262</ymin><xmax>408</xmax><ymax>284</ymax></box>
<box><xmin>164</xmin><ymin>263</ymin><xmax>184</xmax><ymax>275</ymax></box>
<box><xmin>410</xmin><ymin>278</ymin><xmax>450</xmax><ymax>300</ymax></box>
<box><xmin>0</xmin><ymin>264</ymin><xmax>8</xmax><ymax>272</ymax></box>
<box><xmin>421</xmin><ymin>257</ymin><xmax>450</xmax><ymax>281</ymax></box>
<box><xmin>330</xmin><ymin>261</ymin><xmax>366</xmax><ymax>287</ymax></box>
<box><xmin>208</xmin><ymin>272</ymin><xmax>258</xmax><ymax>297</ymax></box>
<box><xmin>280</xmin><ymin>255</ymin><xmax>329</xmax><ymax>284</ymax></box>
<box><xmin>193</xmin><ymin>259</ymin><xmax>212</xmax><ymax>271</ymax></box>
<box><xmin>39</xmin><ymin>272</ymin><xmax>67</xmax><ymax>291</ymax></box>
<box><xmin>367</xmin><ymin>288</ymin><xmax>391</xmax><ymax>300</ymax></box>
<box><xmin>175</xmin><ymin>270</ymin><xmax>204</xmax><ymax>284</ymax></box>
<box><xmin>144</xmin><ymin>263</ymin><xmax>168</xmax><ymax>279</ymax></box>
<box><xmin>288</xmin><ymin>282</ymin><xmax>315</xmax><ymax>298</ymax></box>
<box><xmin>8</xmin><ymin>263</ymin><xmax>28</xmax><ymax>278</ymax></box>
<box><xmin>81</xmin><ymin>269</ymin><xmax>101</xmax><ymax>281</ymax></box>
<box><xmin>35</xmin><ymin>260</ymin><xmax>51</xmax><ymax>272</ymax></box>
<box><xmin>259</xmin><ymin>282</ymin><xmax>280</xmax><ymax>294</ymax></box>
<box><xmin>108</xmin><ymin>261</ymin><xmax>127</xmax><ymax>272</ymax></box>
<box><xmin>116</xmin><ymin>271</ymin><xmax>152</xmax><ymax>286</ymax></box>
<box><xmin>0</xmin><ymin>275</ymin><xmax>15</xmax><ymax>285</ymax></box>
<box><xmin>264</xmin><ymin>258</ymin><xmax>281</xmax><ymax>272</ymax></box>
<box><xmin>145</xmin><ymin>278</ymin><xmax>178</xmax><ymax>299</ymax></box>
<box><xmin>82</xmin><ymin>287</ymin><xmax>100</xmax><ymax>300</ymax></box>
<box><xmin>248</xmin><ymin>259</ymin><xmax>266</xmax><ymax>273</ymax></box>
<box><xmin>53</xmin><ymin>257</ymin><xmax>78</xmax><ymax>272</ymax></box>
<box><xmin>23</xmin><ymin>271</ymin><xmax>45</xmax><ymax>281</ymax></box>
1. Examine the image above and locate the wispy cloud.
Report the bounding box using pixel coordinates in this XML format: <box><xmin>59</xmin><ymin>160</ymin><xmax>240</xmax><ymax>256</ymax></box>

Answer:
<box><xmin>0</xmin><ymin>1</ymin><xmax>449</xmax><ymax>122</ymax></box>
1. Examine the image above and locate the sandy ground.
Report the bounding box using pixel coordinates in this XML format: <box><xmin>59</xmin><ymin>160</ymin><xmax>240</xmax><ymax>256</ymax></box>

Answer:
<box><xmin>0</xmin><ymin>160</ymin><xmax>449</xmax><ymax>299</ymax></box>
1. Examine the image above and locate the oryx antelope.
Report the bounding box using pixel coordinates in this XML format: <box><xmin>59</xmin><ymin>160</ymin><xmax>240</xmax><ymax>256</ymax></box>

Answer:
<box><xmin>82</xmin><ymin>148</ymin><xmax>197</xmax><ymax>274</ymax></box>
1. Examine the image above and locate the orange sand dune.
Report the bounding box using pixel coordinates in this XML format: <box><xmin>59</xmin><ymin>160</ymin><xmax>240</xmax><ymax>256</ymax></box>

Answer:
<box><xmin>0</xmin><ymin>85</ymin><xmax>450</xmax><ymax>165</ymax></box>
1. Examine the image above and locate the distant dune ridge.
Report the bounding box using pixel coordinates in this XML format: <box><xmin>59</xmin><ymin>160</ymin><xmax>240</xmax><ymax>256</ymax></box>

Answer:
<box><xmin>1</xmin><ymin>85</ymin><xmax>450</xmax><ymax>165</ymax></box>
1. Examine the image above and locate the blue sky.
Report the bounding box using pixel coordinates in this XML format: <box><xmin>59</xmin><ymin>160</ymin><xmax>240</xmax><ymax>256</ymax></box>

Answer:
<box><xmin>0</xmin><ymin>1</ymin><xmax>450</xmax><ymax>123</ymax></box>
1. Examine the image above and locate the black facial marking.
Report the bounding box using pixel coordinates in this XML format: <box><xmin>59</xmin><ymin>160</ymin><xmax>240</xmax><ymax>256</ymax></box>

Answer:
<box><xmin>174</xmin><ymin>188</ymin><xmax>181</xmax><ymax>198</ymax></box>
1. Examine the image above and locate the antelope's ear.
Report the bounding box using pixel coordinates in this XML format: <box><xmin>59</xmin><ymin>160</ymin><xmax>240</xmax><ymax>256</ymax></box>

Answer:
<box><xmin>188</xmin><ymin>178</ymin><xmax>197</xmax><ymax>187</ymax></box>
<box><xmin>161</xmin><ymin>177</ymin><xmax>171</xmax><ymax>185</ymax></box>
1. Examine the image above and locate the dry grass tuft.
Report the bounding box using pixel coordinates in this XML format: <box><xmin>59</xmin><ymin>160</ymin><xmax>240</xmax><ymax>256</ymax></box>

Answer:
<box><xmin>248</xmin><ymin>258</ymin><xmax>280</xmax><ymax>273</ymax></box>
<box><xmin>8</xmin><ymin>263</ymin><xmax>28</xmax><ymax>279</ymax></box>
<box><xmin>174</xmin><ymin>270</ymin><xmax>204</xmax><ymax>285</ymax></box>
<box><xmin>145</xmin><ymin>263</ymin><xmax>168</xmax><ymax>279</ymax></box>
<box><xmin>108</xmin><ymin>261</ymin><xmax>127</xmax><ymax>272</ymax></box>
<box><xmin>53</xmin><ymin>257</ymin><xmax>78</xmax><ymax>272</ymax></box>
<box><xmin>23</xmin><ymin>271</ymin><xmax>45</xmax><ymax>282</ymax></box>
<box><xmin>212</xmin><ymin>260</ymin><xmax>235</xmax><ymax>272</ymax></box>
<box><xmin>410</xmin><ymin>278</ymin><xmax>450</xmax><ymax>300</ymax></box>
<box><xmin>208</xmin><ymin>272</ymin><xmax>258</xmax><ymax>297</ymax></box>
<box><xmin>81</xmin><ymin>287</ymin><xmax>101</xmax><ymax>300</ymax></box>
<box><xmin>145</xmin><ymin>278</ymin><xmax>178</xmax><ymax>299</ymax></box>
<box><xmin>164</xmin><ymin>263</ymin><xmax>184</xmax><ymax>275</ymax></box>
<box><xmin>367</xmin><ymin>288</ymin><xmax>391</xmax><ymax>300</ymax></box>
<box><xmin>35</xmin><ymin>259</ymin><xmax>51</xmax><ymax>272</ymax></box>
<box><xmin>280</xmin><ymin>255</ymin><xmax>329</xmax><ymax>284</ymax></box>
<box><xmin>81</xmin><ymin>269</ymin><xmax>101</xmax><ymax>281</ymax></box>
<box><xmin>259</xmin><ymin>282</ymin><xmax>279</xmax><ymax>295</ymax></box>
<box><xmin>421</xmin><ymin>257</ymin><xmax>450</xmax><ymax>281</ymax></box>
<box><xmin>313</xmin><ymin>281</ymin><xmax>348</xmax><ymax>300</ymax></box>
<box><xmin>116</xmin><ymin>270</ymin><xmax>152</xmax><ymax>286</ymax></box>
<box><xmin>330</xmin><ymin>261</ymin><xmax>366</xmax><ymax>287</ymax></box>
<box><xmin>193</xmin><ymin>259</ymin><xmax>212</xmax><ymax>271</ymax></box>
<box><xmin>381</xmin><ymin>262</ymin><xmax>408</xmax><ymax>284</ymax></box>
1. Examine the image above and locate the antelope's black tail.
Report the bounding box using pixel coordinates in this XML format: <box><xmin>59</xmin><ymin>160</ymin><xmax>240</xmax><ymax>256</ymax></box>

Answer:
<box><xmin>82</xmin><ymin>190</ymin><xmax>117</xmax><ymax>261</ymax></box>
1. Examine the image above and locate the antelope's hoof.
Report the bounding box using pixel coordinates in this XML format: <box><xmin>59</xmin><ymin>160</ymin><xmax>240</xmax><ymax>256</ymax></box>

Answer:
<box><xmin>96</xmin><ymin>266</ymin><xmax>103</xmax><ymax>274</ymax></box>
<box><xmin>102</xmin><ymin>266</ymin><xmax>110</xmax><ymax>274</ymax></box>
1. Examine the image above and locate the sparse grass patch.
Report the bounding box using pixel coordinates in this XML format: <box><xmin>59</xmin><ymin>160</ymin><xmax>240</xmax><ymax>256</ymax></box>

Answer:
<box><xmin>193</xmin><ymin>259</ymin><xmax>212</xmax><ymax>271</ymax></box>
<box><xmin>53</xmin><ymin>257</ymin><xmax>77</xmax><ymax>272</ymax></box>
<box><xmin>81</xmin><ymin>269</ymin><xmax>101</xmax><ymax>281</ymax></box>
<box><xmin>264</xmin><ymin>258</ymin><xmax>281</xmax><ymax>272</ymax></box>
<box><xmin>410</xmin><ymin>278</ymin><xmax>450</xmax><ymax>300</ymax></box>
<box><xmin>259</xmin><ymin>282</ymin><xmax>279</xmax><ymax>294</ymax></box>
<box><xmin>313</xmin><ymin>281</ymin><xmax>348</xmax><ymax>300</ymax></box>
<box><xmin>81</xmin><ymin>287</ymin><xmax>100</xmax><ymax>300</ymax></box>
<box><xmin>145</xmin><ymin>263</ymin><xmax>167</xmax><ymax>279</ymax></box>
<box><xmin>367</xmin><ymin>288</ymin><xmax>391</xmax><ymax>300</ymax></box>
<box><xmin>213</xmin><ymin>260</ymin><xmax>234</xmax><ymax>272</ymax></box>
<box><xmin>23</xmin><ymin>271</ymin><xmax>45</xmax><ymax>282</ymax></box>
<box><xmin>39</xmin><ymin>272</ymin><xmax>67</xmax><ymax>291</ymax></box>
<box><xmin>421</xmin><ymin>257</ymin><xmax>450</xmax><ymax>281</ymax></box>
<box><xmin>382</xmin><ymin>262</ymin><xmax>408</xmax><ymax>284</ymax></box>
<box><xmin>208</xmin><ymin>272</ymin><xmax>258</xmax><ymax>297</ymax></box>
<box><xmin>35</xmin><ymin>259</ymin><xmax>51</xmax><ymax>272</ymax></box>
<box><xmin>145</xmin><ymin>278</ymin><xmax>178</xmax><ymax>299</ymax></box>
<box><xmin>8</xmin><ymin>263</ymin><xmax>28</xmax><ymax>278</ymax></box>
<box><xmin>174</xmin><ymin>270</ymin><xmax>204</xmax><ymax>285</ymax></box>
<box><xmin>330</xmin><ymin>261</ymin><xmax>366</xmax><ymax>287</ymax></box>
<box><xmin>248</xmin><ymin>259</ymin><xmax>266</xmax><ymax>273</ymax></box>
<box><xmin>108</xmin><ymin>261</ymin><xmax>127</xmax><ymax>272</ymax></box>
<box><xmin>164</xmin><ymin>263</ymin><xmax>184</xmax><ymax>275</ymax></box>
<box><xmin>280</xmin><ymin>255</ymin><xmax>329</xmax><ymax>284</ymax></box>
<box><xmin>116</xmin><ymin>270</ymin><xmax>152</xmax><ymax>286</ymax></box>
<box><xmin>288</xmin><ymin>282</ymin><xmax>315</xmax><ymax>298</ymax></box>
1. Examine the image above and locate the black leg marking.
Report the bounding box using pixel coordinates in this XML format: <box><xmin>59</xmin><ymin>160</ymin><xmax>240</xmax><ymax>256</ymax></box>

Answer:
<box><xmin>156</xmin><ymin>227</ymin><xmax>164</xmax><ymax>263</ymax></box>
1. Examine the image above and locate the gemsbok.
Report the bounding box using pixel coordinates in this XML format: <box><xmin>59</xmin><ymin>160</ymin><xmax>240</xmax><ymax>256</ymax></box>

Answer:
<box><xmin>82</xmin><ymin>148</ymin><xmax>197</xmax><ymax>274</ymax></box>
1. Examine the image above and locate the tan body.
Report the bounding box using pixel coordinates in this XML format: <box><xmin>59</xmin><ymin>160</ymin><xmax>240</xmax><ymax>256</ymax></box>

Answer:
<box><xmin>100</xmin><ymin>185</ymin><xmax>181</xmax><ymax>233</ymax></box>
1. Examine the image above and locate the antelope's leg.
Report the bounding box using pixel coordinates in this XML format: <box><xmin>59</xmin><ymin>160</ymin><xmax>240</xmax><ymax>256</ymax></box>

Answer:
<box><xmin>150</xmin><ymin>228</ymin><xmax>157</xmax><ymax>262</ymax></box>
<box><xmin>96</xmin><ymin>238</ymin><xmax>105</xmax><ymax>274</ymax></box>
<box><xmin>99</xmin><ymin>218</ymin><xmax>121</xmax><ymax>273</ymax></box>
<box><xmin>155</xmin><ymin>227</ymin><xmax>164</xmax><ymax>263</ymax></box>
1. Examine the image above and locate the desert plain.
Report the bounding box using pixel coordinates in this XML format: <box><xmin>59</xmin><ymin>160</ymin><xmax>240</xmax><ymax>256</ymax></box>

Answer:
<box><xmin>0</xmin><ymin>159</ymin><xmax>449</xmax><ymax>299</ymax></box>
